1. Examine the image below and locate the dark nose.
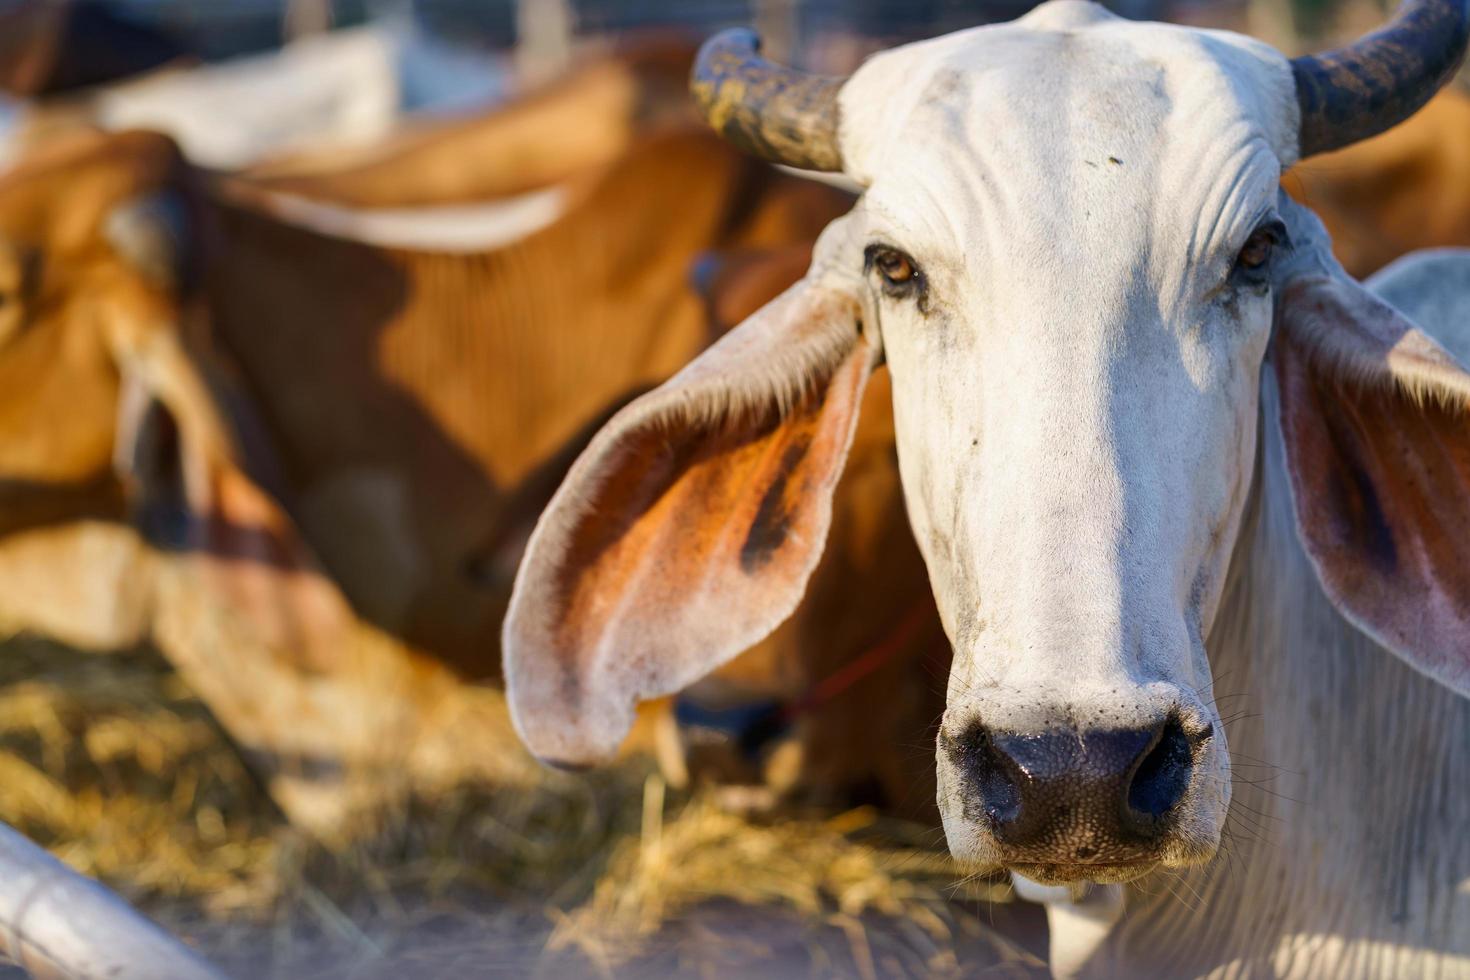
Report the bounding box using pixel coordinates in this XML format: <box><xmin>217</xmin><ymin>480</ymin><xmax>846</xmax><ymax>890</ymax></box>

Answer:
<box><xmin>946</xmin><ymin>715</ymin><xmax>1200</xmax><ymax>862</ymax></box>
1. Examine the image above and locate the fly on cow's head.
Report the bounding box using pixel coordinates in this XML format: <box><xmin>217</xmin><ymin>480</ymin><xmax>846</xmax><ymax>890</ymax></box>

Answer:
<box><xmin>505</xmin><ymin>0</ymin><xmax>1470</xmax><ymax>887</ymax></box>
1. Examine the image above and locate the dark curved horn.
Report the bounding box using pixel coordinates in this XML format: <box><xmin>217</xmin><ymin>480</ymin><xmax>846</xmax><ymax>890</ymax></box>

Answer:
<box><xmin>1293</xmin><ymin>0</ymin><xmax>1470</xmax><ymax>158</ymax></box>
<box><xmin>691</xmin><ymin>28</ymin><xmax>846</xmax><ymax>172</ymax></box>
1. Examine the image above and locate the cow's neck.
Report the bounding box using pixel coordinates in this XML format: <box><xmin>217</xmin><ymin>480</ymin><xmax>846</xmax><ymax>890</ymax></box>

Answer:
<box><xmin>1091</xmin><ymin>376</ymin><xmax>1470</xmax><ymax>977</ymax></box>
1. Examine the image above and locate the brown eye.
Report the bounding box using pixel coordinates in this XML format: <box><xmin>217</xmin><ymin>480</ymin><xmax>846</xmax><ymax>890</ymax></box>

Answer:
<box><xmin>1237</xmin><ymin>228</ymin><xmax>1278</xmax><ymax>271</ymax></box>
<box><xmin>875</xmin><ymin>248</ymin><xmax>916</xmax><ymax>286</ymax></box>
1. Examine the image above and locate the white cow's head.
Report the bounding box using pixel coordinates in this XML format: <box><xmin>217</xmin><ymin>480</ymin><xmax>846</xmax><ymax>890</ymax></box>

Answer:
<box><xmin>504</xmin><ymin>0</ymin><xmax>1470</xmax><ymax>885</ymax></box>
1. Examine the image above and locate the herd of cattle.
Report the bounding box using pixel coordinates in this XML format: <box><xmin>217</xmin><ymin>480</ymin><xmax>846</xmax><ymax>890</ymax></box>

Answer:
<box><xmin>1</xmin><ymin>1</ymin><xmax>1469</xmax><ymax>978</ymax></box>
<box><xmin>0</xmin><ymin>26</ymin><xmax>938</xmax><ymax>829</ymax></box>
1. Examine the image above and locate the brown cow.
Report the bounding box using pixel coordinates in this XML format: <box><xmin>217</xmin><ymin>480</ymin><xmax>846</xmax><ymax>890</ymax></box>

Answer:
<box><xmin>0</xmin><ymin>102</ymin><xmax>940</xmax><ymax>832</ymax></box>
<box><xmin>243</xmin><ymin>34</ymin><xmax>701</xmax><ymax>208</ymax></box>
<box><xmin>1286</xmin><ymin>82</ymin><xmax>1470</xmax><ymax>278</ymax></box>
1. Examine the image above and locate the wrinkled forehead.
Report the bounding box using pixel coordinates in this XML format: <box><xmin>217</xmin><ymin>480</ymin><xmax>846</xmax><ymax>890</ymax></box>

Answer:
<box><xmin>838</xmin><ymin>4</ymin><xmax>1298</xmax><ymax>211</ymax></box>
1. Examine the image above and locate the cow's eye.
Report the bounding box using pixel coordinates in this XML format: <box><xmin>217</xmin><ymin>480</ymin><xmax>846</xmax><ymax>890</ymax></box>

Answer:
<box><xmin>1234</xmin><ymin>221</ymin><xmax>1288</xmax><ymax>281</ymax></box>
<box><xmin>1238</xmin><ymin>235</ymin><xmax>1272</xmax><ymax>270</ymax></box>
<box><xmin>876</xmin><ymin>249</ymin><xmax>916</xmax><ymax>285</ymax></box>
<box><xmin>866</xmin><ymin>244</ymin><xmax>924</xmax><ymax>302</ymax></box>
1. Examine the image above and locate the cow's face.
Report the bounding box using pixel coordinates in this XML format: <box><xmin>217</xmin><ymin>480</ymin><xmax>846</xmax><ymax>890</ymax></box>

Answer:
<box><xmin>506</xmin><ymin>0</ymin><xmax>1470</xmax><ymax>887</ymax></box>
<box><xmin>827</xmin><ymin>6</ymin><xmax>1299</xmax><ymax>879</ymax></box>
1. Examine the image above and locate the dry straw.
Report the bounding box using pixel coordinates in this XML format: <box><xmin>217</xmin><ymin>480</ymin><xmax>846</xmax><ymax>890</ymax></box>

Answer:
<box><xmin>0</xmin><ymin>637</ymin><xmax>1040</xmax><ymax>977</ymax></box>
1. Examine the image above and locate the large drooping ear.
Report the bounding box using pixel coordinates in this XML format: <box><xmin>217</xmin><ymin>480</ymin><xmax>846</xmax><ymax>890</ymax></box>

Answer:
<box><xmin>503</xmin><ymin>226</ymin><xmax>875</xmax><ymax>766</ymax></box>
<box><xmin>1271</xmin><ymin>198</ymin><xmax>1470</xmax><ymax>696</ymax></box>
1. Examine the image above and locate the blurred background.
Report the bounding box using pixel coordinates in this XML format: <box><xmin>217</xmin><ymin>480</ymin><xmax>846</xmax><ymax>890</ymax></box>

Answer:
<box><xmin>0</xmin><ymin>0</ymin><xmax>1433</xmax><ymax>177</ymax></box>
<box><xmin>0</xmin><ymin>1</ymin><xmax>1463</xmax><ymax>978</ymax></box>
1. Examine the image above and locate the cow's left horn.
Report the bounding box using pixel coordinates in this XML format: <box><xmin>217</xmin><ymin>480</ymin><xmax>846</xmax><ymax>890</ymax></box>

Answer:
<box><xmin>1292</xmin><ymin>0</ymin><xmax>1470</xmax><ymax>158</ymax></box>
<box><xmin>691</xmin><ymin>28</ymin><xmax>846</xmax><ymax>173</ymax></box>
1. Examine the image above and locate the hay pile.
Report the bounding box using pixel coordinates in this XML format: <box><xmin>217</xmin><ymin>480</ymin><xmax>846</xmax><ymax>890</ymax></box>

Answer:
<box><xmin>0</xmin><ymin>636</ymin><xmax>280</xmax><ymax>914</ymax></box>
<box><xmin>0</xmin><ymin>637</ymin><xmax>1043</xmax><ymax>978</ymax></box>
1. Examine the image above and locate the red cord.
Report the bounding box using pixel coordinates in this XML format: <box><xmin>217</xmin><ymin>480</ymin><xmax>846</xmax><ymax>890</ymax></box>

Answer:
<box><xmin>778</xmin><ymin>598</ymin><xmax>935</xmax><ymax>725</ymax></box>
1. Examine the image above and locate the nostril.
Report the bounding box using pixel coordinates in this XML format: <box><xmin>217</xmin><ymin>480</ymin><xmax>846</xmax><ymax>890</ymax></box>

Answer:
<box><xmin>947</xmin><ymin>723</ymin><xmax>1022</xmax><ymax>827</ymax></box>
<box><xmin>1127</xmin><ymin>716</ymin><xmax>1193</xmax><ymax>819</ymax></box>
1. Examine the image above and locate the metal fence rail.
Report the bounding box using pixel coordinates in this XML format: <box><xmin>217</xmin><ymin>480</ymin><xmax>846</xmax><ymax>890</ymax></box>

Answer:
<box><xmin>0</xmin><ymin>821</ymin><xmax>225</xmax><ymax>980</ymax></box>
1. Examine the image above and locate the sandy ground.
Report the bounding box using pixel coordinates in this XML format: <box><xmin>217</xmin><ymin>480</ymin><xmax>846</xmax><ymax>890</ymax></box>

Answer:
<box><xmin>184</xmin><ymin>898</ymin><xmax>1047</xmax><ymax>979</ymax></box>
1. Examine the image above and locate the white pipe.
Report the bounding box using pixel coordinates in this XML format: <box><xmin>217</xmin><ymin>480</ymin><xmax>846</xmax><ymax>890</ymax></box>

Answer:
<box><xmin>0</xmin><ymin>822</ymin><xmax>226</xmax><ymax>980</ymax></box>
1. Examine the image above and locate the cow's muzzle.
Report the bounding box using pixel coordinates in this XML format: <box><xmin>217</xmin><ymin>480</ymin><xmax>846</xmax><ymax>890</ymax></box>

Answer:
<box><xmin>941</xmin><ymin>709</ymin><xmax>1214</xmax><ymax>880</ymax></box>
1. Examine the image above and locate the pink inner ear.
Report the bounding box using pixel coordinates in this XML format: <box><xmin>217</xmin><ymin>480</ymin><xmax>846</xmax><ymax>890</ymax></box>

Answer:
<box><xmin>543</xmin><ymin>346</ymin><xmax>870</xmax><ymax>739</ymax></box>
<box><xmin>1274</xmin><ymin>285</ymin><xmax>1470</xmax><ymax>695</ymax></box>
<box><xmin>502</xmin><ymin>279</ymin><xmax>875</xmax><ymax>766</ymax></box>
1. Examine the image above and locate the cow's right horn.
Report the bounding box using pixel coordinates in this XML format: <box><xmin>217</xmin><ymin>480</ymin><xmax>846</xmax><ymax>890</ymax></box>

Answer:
<box><xmin>691</xmin><ymin>28</ymin><xmax>846</xmax><ymax>173</ymax></box>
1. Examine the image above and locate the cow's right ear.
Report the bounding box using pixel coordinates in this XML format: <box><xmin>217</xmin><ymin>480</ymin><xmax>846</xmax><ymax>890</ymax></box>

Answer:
<box><xmin>503</xmin><ymin>254</ymin><xmax>875</xmax><ymax>768</ymax></box>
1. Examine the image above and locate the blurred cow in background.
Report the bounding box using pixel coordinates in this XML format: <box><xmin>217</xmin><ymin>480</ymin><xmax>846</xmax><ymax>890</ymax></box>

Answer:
<box><xmin>0</xmin><ymin>2</ymin><xmax>506</xmax><ymax>173</ymax></box>
<box><xmin>240</xmin><ymin>34</ymin><xmax>696</xmax><ymax>207</ymax></box>
<box><xmin>0</xmin><ymin>41</ymin><xmax>942</xmax><ymax>833</ymax></box>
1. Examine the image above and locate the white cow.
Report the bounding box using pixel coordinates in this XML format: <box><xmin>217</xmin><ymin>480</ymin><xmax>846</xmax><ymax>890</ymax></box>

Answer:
<box><xmin>1372</xmin><ymin>249</ymin><xmax>1470</xmax><ymax>360</ymax></box>
<box><xmin>504</xmin><ymin>2</ymin><xmax>1470</xmax><ymax>976</ymax></box>
<box><xmin>4</xmin><ymin>23</ymin><xmax>506</xmax><ymax>172</ymax></box>
<box><xmin>92</xmin><ymin>27</ymin><xmax>400</xmax><ymax>167</ymax></box>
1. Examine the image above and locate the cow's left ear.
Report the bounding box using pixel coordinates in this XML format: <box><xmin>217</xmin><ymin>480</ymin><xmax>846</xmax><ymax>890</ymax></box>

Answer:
<box><xmin>1271</xmin><ymin>202</ymin><xmax>1470</xmax><ymax>697</ymax></box>
<box><xmin>503</xmin><ymin>241</ymin><xmax>874</xmax><ymax>768</ymax></box>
